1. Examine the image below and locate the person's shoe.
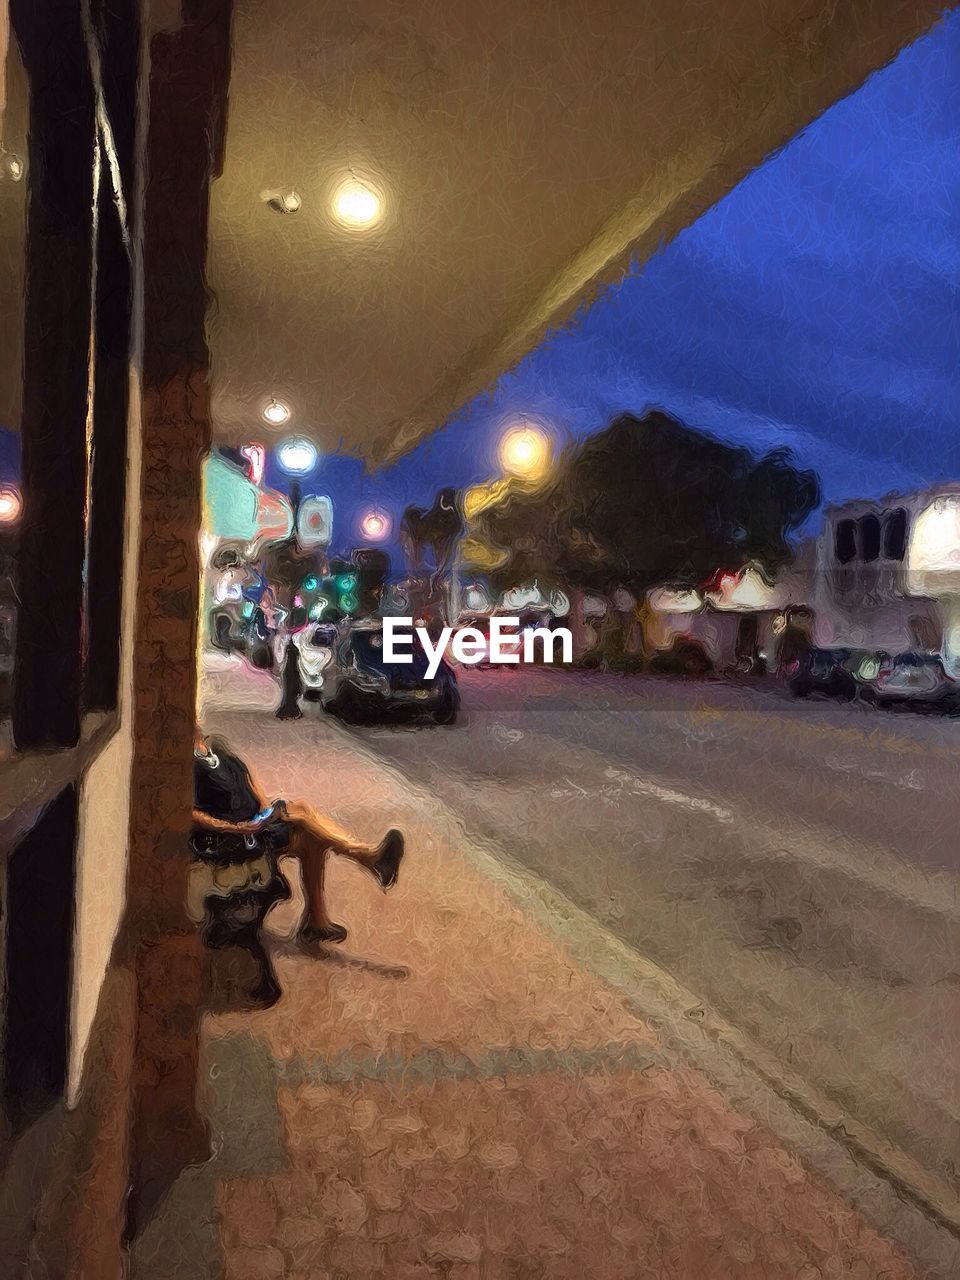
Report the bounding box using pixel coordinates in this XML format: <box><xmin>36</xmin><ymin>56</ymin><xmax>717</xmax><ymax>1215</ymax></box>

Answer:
<box><xmin>299</xmin><ymin>921</ymin><xmax>348</xmax><ymax>945</ymax></box>
<box><xmin>372</xmin><ymin>829</ymin><xmax>404</xmax><ymax>890</ymax></box>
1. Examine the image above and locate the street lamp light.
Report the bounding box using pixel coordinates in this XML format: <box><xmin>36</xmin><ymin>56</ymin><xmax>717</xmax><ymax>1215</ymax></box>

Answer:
<box><xmin>359</xmin><ymin>508</ymin><xmax>391</xmax><ymax>542</ymax></box>
<box><xmin>498</xmin><ymin>421</ymin><xmax>551</xmax><ymax>481</ymax></box>
<box><xmin>276</xmin><ymin>436</ymin><xmax>318</xmax><ymax>476</ymax></box>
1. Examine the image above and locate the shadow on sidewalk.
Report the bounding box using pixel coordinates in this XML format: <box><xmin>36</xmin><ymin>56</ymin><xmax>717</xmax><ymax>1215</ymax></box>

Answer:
<box><xmin>272</xmin><ymin>936</ymin><xmax>411</xmax><ymax>982</ymax></box>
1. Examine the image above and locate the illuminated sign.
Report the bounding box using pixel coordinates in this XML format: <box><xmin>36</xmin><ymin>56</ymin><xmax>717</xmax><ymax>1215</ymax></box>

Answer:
<box><xmin>297</xmin><ymin>495</ymin><xmax>333</xmax><ymax>547</ymax></box>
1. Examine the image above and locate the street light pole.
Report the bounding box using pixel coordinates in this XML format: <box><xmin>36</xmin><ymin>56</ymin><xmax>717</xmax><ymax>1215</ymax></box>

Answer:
<box><xmin>289</xmin><ymin>480</ymin><xmax>302</xmax><ymax>538</ymax></box>
<box><xmin>448</xmin><ymin>540</ymin><xmax>462</xmax><ymax>625</ymax></box>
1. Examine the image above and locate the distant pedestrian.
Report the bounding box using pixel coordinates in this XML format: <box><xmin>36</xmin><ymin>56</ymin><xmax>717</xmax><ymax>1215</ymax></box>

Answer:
<box><xmin>276</xmin><ymin>636</ymin><xmax>304</xmax><ymax>720</ymax></box>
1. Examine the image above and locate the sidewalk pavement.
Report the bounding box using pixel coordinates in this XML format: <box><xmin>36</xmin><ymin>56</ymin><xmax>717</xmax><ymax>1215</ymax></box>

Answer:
<box><xmin>134</xmin><ymin>670</ymin><xmax>927</xmax><ymax>1279</ymax></box>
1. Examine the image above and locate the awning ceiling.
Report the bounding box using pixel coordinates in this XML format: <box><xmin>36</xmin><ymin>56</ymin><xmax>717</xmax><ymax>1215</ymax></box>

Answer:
<box><xmin>206</xmin><ymin>0</ymin><xmax>944</xmax><ymax>465</ymax></box>
<box><xmin>0</xmin><ymin>2</ymin><xmax>947</xmax><ymax>464</ymax></box>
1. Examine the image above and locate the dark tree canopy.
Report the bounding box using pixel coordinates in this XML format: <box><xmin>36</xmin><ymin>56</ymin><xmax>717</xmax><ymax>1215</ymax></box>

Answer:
<box><xmin>400</xmin><ymin>487</ymin><xmax>464</xmax><ymax>574</ymax></box>
<box><xmin>476</xmin><ymin>410</ymin><xmax>820</xmax><ymax>594</ymax></box>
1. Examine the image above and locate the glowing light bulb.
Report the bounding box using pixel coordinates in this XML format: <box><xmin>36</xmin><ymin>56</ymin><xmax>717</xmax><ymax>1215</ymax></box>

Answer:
<box><xmin>360</xmin><ymin>508</ymin><xmax>391</xmax><ymax>541</ymax></box>
<box><xmin>0</xmin><ymin>487</ymin><xmax>22</xmax><ymax>523</ymax></box>
<box><xmin>262</xmin><ymin>398</ymin><xmax>290</xmax><ymax>426</ymax></box>
<box><xmin>332</xmin><ymin>179</ymin><xmax>382</xmax><ymax>228</ymax></box>
<box><xmin>498</xmin><ymin>423</ymin><xmax>550</xmax><ymax>480</ymax></box>
<box><xmin>276</xmin><ymin>437</ymin><xmax>318</xmax><ymax>475</ymax></box>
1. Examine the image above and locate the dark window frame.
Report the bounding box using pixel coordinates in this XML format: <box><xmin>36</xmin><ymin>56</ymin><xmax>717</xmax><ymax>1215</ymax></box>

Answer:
<box><xmin>835</xmin><ymin>518</ymin><xmax>857</xmax><ymax>564</ymax></box>
<box><xmin>882</xmin><ymin>508</ymin><xmax>908</xmax><ymax>562</ymax></box>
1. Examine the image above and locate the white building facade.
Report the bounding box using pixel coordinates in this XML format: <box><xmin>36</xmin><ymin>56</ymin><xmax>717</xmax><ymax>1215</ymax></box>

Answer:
<box><xmin>809</xmin><ymin>486</ymin><xmax>960</xmax><ymax>671</ymax></box>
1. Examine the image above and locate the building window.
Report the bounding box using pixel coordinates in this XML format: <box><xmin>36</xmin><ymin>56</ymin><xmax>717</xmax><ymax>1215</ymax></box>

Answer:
<box><xmin>858</xmin><ymin>514</ymin><xmax>881</xmax><ymax>563</ymax></box>
<box><xmin>835</xmin><ymin>519</ymin><xmax>857</xmax><ymax>564</ymax></box>
<box><xmin>883</xmin><ymin>508</ymin><xmax>907</xmax><ymax>561</ymax></box>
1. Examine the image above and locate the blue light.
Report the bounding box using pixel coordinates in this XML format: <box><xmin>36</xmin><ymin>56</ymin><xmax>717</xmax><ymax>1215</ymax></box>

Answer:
<box><xmin>276</xmin><ymin>437</ymin><xmax>319</xmax><ymax>476</ymax></box>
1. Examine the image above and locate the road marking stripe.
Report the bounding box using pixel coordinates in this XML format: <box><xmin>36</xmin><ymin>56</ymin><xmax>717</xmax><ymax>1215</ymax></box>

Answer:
<box><xmin>603</xmin><ymin>765</ymin><xmax>735</xmax><ymax>823</ymax></box>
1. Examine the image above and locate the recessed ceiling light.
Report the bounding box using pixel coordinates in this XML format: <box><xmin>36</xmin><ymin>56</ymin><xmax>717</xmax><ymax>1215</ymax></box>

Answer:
<box><xmin>0</xmin><ymin>486</ymin><xmax>22</xmax><ymax>522</ymax></box>
<box><xmin>331</xmin><ymin>179</ymin><xmax>382</xmax><ymax>229</ymax></box>
<box><xmin>262</xmin><ymin>397</ymin><xmax>291</xmax><ymax>426</ymax></box>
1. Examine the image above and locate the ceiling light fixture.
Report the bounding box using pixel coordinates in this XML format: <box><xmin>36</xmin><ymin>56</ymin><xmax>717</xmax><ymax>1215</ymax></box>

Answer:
<box><xmin>0</xmin><ymin>150</ymin><xmax>24</xmax><ymax>183</ymax></box>
<box><xmin>262</xmin><ymin>397</ymin><xmax>291</xmax><ymax>426</ymax></box>
<box><xmin>331</xmin><ymin>178</ymin><xmax>382</xmax><ymax>229</ymax></box>
<box><xmin>0</xmin><ymin>486</ymin><xmax>22</xmax><ymax>523</ymax></box>
<box><xmin>262</xmin><ymin>187</ymin><xmax>302</xmax><ymax>215</ymax></box>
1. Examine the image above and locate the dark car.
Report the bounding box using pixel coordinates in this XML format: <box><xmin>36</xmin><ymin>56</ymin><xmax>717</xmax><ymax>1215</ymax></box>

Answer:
<box><xmin>325</xmin><ymin>625</ymin><xmax>460</xmax><ymax>725</ymax></box>
<box><xmin>789</xmin><ymin>647</ymin><xmax>877</xmax><ymax>701</ymax></box>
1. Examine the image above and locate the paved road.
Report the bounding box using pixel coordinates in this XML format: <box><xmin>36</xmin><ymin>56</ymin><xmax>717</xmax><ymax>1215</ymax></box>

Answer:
<box><xmin>317</xmin><ymin>665</ymin><xmax>960</xmax><ymax>1198</ymax></box>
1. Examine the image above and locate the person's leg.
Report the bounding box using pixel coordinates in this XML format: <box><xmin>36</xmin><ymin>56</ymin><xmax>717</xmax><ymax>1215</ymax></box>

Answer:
<box><xmin>283</xmin><ymin>810</ymin><xmax>405</xmax><ymax>944</ymax></box>
<box><xmin>286</xmin><ymin>823</ymin><xmax>349</xmax><ymax>943</ymax></box>
<box><xmin>283</xmin><ymin>802</ymin><xmax>404</xmax><ymax>882</ymax></box>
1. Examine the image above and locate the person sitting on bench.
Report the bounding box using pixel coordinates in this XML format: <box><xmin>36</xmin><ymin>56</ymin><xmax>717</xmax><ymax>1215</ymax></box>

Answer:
<box><xmin>190</xmin><ymin>732</ymin><xmax>404</xmax><ymax>1000</ymax></box>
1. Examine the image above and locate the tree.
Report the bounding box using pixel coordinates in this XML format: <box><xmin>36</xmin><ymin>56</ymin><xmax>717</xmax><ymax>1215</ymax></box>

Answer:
<box><xmin>400</xmin><ymin>487</ymin><xmax>464</xmax><ymax>587</ymax></box>
<box><xmin>476</xmin><ymin>410</ymin><xmax>819</xmax><ymax>595</ymax></box>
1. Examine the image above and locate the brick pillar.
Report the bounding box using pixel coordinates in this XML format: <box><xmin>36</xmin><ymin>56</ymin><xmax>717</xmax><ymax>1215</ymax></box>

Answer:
<box><xmin>126</xmin><ymin>0</ymin><xmax>232</xmax><ymax>1228</ymax></box>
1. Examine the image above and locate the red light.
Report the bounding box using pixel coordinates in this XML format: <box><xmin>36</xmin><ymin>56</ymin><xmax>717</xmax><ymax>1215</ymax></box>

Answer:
<box><xmin>241</xmin><ymin>443</ymin><xmax>266</xmax><ymax>486</ymax></box>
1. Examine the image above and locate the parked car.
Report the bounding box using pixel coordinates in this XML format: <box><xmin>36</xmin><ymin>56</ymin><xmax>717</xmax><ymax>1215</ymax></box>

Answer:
<box><xmin>788</xmin><ymin>647</ymin><xmax>887</xmax><ymax>701</ymax></box>
<box><xmin>840</xmin><ymin>649</ymin><xmax>890</xmax><ymax>702</ymax></box>
<box><xmin>872</xmin><ymin>652</ymin><xmax>960</xmax><ymax>713</ymax></box>
<box><xmin>323</xmin><ymin>623</ymin><xmax>460</xmax><ymax>725</ymax></box>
